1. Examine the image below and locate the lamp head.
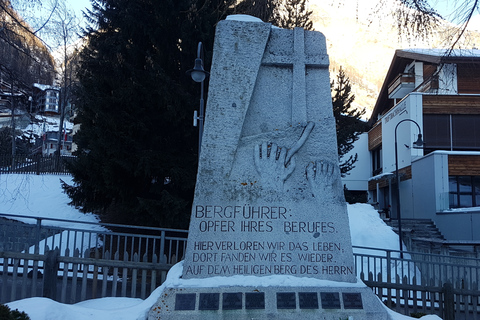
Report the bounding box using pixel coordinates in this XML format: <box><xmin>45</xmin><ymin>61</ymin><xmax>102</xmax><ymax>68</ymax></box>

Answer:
<box><xmin>414</xmin><ymin>133</ymin><xmax>424</xmax><ymax>147</ymax></box>
<box><xmin>187</xmin><ymin>58</ymin><xmax>209</xmax><ymax>83</ymax></box>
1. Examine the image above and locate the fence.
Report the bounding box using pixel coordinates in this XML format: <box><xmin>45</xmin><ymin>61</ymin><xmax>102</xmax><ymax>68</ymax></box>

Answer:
<box><xmin>1</xmin><ymin>213</ymin><xmax>480</xmax><ymax>319</ymax></box>
<box><xmin>355</xmin><ymin>245</ymin><xmax>480</xmax><ymax>319</ymax></box>
<box><xmin>0</xmin><ymin>213</ymin><xmax>188</xmax><ymax>304</ymax></box>
<box><xmin>0</xmin><ymin>154</ymin><xmax>73</xmax><ymax>175</ymax></box>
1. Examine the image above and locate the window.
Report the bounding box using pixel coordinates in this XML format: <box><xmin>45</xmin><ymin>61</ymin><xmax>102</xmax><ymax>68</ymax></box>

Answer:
<box><xmin>371</xmin><ymin>146</ymin><xmax>382</xmax><ymax>176</ymax></box>
<box><xmin>424</xmin><ymin>114</ymin><xmax>480</xmax><ymax>152</ymax></box>
<box><xmin>452</xmin><ymin>115</ymin><xmax>480</xmax><ymax>149</ymax></box>
<box><xmin>423</xmin><ymin>114</ymin><xmax>450</xmax><ymax>151</ymax></box>
<box><xmin>449</xmin><ymin>176</ymin><xmax>480</xmax><ymax>208</ymax></box>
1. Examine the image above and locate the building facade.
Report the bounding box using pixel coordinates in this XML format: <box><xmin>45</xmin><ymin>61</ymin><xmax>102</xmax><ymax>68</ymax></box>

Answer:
<box><xmin>366</xmin><ymin>49</ymin><xmax>480</xmax><ymax>241</ymax></box>
<box><xmin>32</xmin><ymin>83</ymin><xmax>60</xmax><ymax>115</ymax></box>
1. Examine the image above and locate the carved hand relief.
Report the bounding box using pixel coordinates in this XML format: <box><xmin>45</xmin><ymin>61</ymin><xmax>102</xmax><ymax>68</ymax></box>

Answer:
<box><xmin>254</xmin><ymin>122</ymin><xmax>314</xmax><ymax>191</ymax></box>
<box><xmin>306</xmin><ymin>160</ymin><xmax>337</xmax><ymax>199</ymax></box>
<box><xmin>254</xmin><ymin>142</ymin><xmax>295</xmax><ymax>190</ymax></box>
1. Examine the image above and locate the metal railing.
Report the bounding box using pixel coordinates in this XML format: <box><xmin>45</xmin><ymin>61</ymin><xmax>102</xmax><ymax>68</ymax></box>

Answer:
<box><xmin>1</xmin><ymin>212</ymin><xmax>480</xmax><ymax>319</ymax></box>
<box><xmin>354</xmin><ymin>245</ymin><xmax>480</xmax><ymax>319</ymax></box>
<box><xmin>0</xmin><ymin>213</ymin><xmax>188</xmax><ymax>303</ymax></box>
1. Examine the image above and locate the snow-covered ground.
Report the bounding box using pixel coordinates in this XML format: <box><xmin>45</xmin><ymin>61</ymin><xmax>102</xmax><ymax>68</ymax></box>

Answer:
<box><xmin>0</xmin><ymin>174</ymin><xmax>442</xmax><ymax>320</ymax></box>
<box><xmin>22</xmin><ymin>115</ymin><xmax>74</xmax><ymax>141</ymax></box>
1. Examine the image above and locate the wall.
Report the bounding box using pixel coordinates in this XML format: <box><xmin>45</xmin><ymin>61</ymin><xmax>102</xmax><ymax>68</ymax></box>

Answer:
<box><xmin>436</xmin><ymin>210</ymin><xmax>480</xmax><ymax>240</ymax></box>
<box><xmin>341</xmin><ymin>132</ymin><xmax>370</xmax><ymax>191</ymax></box>
<box><xmin>411</xmin><ymin>152</ymin><xmax>448</xmax><ymax>220</ymax></box>
<box><xmin>438</xmin><ymin>64</ymin><xmax>458</xmax><ymax>94</ymax></box>
<box><xmin>381</xmin><ymin>93</ymin><xmax>424</xmax><ymax>175</ymax></box>
<box><xmin>412</xmin><ymin>151</ymin><xmax>480</xmax><ymax>241</ymax></box>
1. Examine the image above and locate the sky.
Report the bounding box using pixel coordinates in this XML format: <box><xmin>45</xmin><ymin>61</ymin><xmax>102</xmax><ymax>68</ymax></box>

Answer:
<box><xmin>61</xmin><ymin>0</ymin><xmax>480</xmax><ymax>28</ymax></box>
<box><xmin>68</xmin><ymin>0</ymin><xmax>92</xmax><ymax>25</ymax></box>
<box><xmin>0</xmin><ymin>173</ymin><xmax>443</xmax><ymax>320</ymax></box>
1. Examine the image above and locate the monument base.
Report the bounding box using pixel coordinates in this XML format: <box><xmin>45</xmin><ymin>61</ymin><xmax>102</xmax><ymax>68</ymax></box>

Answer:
<box><xmin>148</xmin><ymin>263</ymin><xmax>392</xmax><ymax>320</ymax></box>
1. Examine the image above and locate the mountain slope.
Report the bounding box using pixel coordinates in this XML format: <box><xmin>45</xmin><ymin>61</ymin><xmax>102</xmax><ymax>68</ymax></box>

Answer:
<box><xmin>311</xmin><ymin>0</ymin><xmax>480</xmax><ymax>117</ymax></box>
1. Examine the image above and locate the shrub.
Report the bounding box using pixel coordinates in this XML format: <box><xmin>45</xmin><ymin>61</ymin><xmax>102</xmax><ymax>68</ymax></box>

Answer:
<box><xmin>0</xmin><ymin>304</ymin><xmax>30</xmax><ymax>320</ymax></box>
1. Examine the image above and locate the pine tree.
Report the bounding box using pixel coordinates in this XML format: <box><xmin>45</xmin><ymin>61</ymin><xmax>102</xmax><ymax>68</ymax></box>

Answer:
<box><xmin>67</xmin><ymin>0</ymin><xmax>201</xmax><ymax>228</ymax></box>
<box><xmin>65</xmin><ymin>0</ymin><xmax>279</xmax><ymax>228</ymax></box>
<box><xmin>274</xmin><ymin>0</ymin><xmax>313</xmax><ymax>30</ymax></box>
<box><xmin>331</xmin><ymin>67</ymin><xmax>369</xmax><ymax>177</ymax></box>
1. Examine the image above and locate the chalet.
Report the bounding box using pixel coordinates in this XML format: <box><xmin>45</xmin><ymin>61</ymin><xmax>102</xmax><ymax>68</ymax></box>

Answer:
<box><xmin>366</xmin><ymin>48</ymin><xmax>480</xmax><ymax>241</ymax></box>
<box><xmin>41</xmin><ymin>131</ymin><xmax>73</xmax><ymax>156</ymax></box>
<box><xmin>32</xmin><ymin>83</ymin><xmax>60</xmax><ymax>115</ymax></box>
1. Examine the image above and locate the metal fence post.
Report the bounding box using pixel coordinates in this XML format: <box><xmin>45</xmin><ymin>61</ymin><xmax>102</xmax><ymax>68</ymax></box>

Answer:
<box><xmin>443</xmin><ymin>282</ymin><xmax>455</xmax><ymax>320</ymax></box>
<box><xmin>35</xmin><ymin>218</ymin><xmax>42</xmax><ymax>255</ymax></box>
<box><xmin>43</xmin><ymin>249</ymin><xmax>59</xmax><ymax>300</ymax></box>
<box><xmin>159</xmin><ymin>230</ymin><xmax>166</xmax><ymax>263</ymax></box>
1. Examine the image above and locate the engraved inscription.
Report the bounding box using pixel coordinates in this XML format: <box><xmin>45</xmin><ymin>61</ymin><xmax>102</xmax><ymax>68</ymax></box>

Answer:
<box><xmin>175</xmin><ymin>293</ymin><xmax>196</xmax><ymax>311</ymax></box>
<box><xmin>199</xmin><ymin>293</ymin><xmax>220</xmax><ymax>311</ymax></box>
<box><xmin>299</xmin><ymin>292</ymin><xmax>319</xmax><ymax>309</ymax></box>
<box><xmin>343</xmin><ymin>293</ymin><xmax>363</xmax><ymax>309</ymax></box>
<box><xmin>222</xmin><ymin>292</ymin><xmax>243</xmax><ymax>310</ymax></box>
<box><xmin>185</xmin><ymin>202</ymin><xmax>355</xmax><ymax>278</ymax></box>
<box><xmin>277</xmin><ymin>292</ymin><xmax>296</xmax><ymax>309</ymax></box>
<box><xmin>246</xmin><ymin>292</ymin><xmax>265</xmax><ymax>310</ymax></box>
<box><xmin>321</xmin><ymin>292</ymin><xmax>340</xmax><ymax>309</ymax></box>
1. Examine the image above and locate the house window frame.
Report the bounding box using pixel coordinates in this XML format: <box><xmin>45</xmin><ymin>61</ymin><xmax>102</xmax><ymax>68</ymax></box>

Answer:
<box><xmin>449</xmin><ymin>175</ymin><xmax>480</xmax><ymax>208</ymax></box>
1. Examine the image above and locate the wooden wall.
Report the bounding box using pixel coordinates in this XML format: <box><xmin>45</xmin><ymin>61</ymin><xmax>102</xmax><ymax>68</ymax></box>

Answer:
<box><xmin>458</xmin><ymin>64</ymin><xmax>480</xmax><ymax>94</ymax></box>
<box><xmin>423</xmin><ymin>95</ymin><xmax>480</xmax><ymax>114</ymax></box>
<box><xmin>368</xmin><ymin>122</ymin><xmax>382</xmax><ymax>151</ymax></box>
<box><xmin>448</xmin><ymin>155</ymin><xmax>480</xmax><ymax>176</ymax></box>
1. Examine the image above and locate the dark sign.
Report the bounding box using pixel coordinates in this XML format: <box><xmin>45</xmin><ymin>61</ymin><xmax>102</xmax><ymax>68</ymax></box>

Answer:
<box><xmin>321</xmin><ymin>292</ymin><xmax>340</xmax><ymax>309</ymax></box>
<box><xmin>277</xmin><ymin>292</ymin><xmax>296</xmax><ymax>309</ymax></box>
<box><xmin>199</xmin><ymin>293</ymin><xmax>220</xmax><ymax>310</ymax></box>
<box><xmin>299</xmin><ymin>292</ymin><xmax>318</xmax><ymax>309</ymax></box>
<box><xmin>223</xmin><ymin>292</ymin><xmax>243</xmax><ymax>310</ymax></box>
<box><xmin>175</xmin><ymin>293</ymin><xmax>196</xmax><ymax>311</ymax></box>
<box><xmin>245</xmin><ymin>292</ymin><xmax>265</xmax><ymax>309</ymax></box>
<box><xmin>343</xmin><ymin>293</ymin><xmax>363</xmax><ymax>309</ymax></box>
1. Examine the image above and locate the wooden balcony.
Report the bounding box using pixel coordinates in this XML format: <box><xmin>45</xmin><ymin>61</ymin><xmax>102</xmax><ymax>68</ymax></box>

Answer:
<box><xmin>388</xmin><ymin>73</ymin><xmax>415</xmax><ymax>99</ymax></box>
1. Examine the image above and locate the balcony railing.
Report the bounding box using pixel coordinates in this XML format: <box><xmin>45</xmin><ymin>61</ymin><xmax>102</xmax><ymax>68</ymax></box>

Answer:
<box><xmin>388</xmin><ymin>73</ymin><xmax>415</xmax><ymax>96</ymax></box>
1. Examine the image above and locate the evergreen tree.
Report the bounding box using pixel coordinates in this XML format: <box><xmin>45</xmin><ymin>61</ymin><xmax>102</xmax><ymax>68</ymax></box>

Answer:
<box><xmin>65</xmin><ymin>0</ymin><xmax>279</xmax><ymax>228</ymax></box>
<box><xmin>331</xmin><ymin>67</ymin><xmax>369</xmax><ymax>177</ymax></box>
<box><xmin>274</xmin><ymin>0</ymin><xmax>313</xmax><ymax>30</ymax></box>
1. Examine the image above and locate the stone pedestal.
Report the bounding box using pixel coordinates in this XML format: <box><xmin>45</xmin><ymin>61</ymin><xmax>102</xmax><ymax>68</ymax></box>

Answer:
<box><xmin>148</xmin><ymin>263</ymin><xmax>390</xmax><ymax>320</ymax></box>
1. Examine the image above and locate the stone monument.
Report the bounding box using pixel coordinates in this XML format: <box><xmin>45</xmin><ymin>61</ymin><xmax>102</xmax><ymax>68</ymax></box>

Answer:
<box><xmin>149</xmin><ymin>15</ymin><xmax>391</xmax><ymax>320</ymax></box>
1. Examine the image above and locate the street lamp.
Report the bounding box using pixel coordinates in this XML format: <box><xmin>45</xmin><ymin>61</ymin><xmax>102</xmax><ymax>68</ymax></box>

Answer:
<box><xmin>394</xmin><ymin>118</ymin><xmax>423</xmax><ymax>258</ymax></box>
<box><xmin>186</xmin><ymin>42</ymin><xmax>209</xmax><ymax>159</ymax></box>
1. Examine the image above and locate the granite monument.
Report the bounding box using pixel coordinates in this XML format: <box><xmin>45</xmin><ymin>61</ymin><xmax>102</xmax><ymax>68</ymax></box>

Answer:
<box><xmin>148</xmin><ymin>15</ymin><xmax>391</xmax><ymax>320</ymax></box>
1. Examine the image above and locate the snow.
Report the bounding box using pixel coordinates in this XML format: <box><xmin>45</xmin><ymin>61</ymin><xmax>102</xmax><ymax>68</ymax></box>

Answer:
<box><xmin>402</xmin><ymin>48</ymin><xmax>480</xmax><ymax>57</ymax></box>
<box><xmin>24</xmin><ymin>115</ymin><xmax>74</xmax><ymax>137</ymax></box>
<box><xmin>226</xmin><ymin>14</ymin><xmax>263</xmax><ymax>23</ymax></box>
<box><xmin>0</xmin><ymin>174</ymin><xmax>100</xmax><ymax>229</ymax></box>
<box><xmin>1</xmin><ymin>174</ymin><xmax>442</xmax><ymax>320</ymax></box>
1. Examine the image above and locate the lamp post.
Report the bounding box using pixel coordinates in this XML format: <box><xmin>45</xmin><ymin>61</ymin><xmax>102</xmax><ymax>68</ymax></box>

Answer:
<box><xmin>187</xmin><ymin>42</ymin><xmax>209</xmax><ymax>160</ymax></box>
<box><xmin>394</xmin><ymin>118</ymin><xmax>423</xmax><ymax>258</ymax></box>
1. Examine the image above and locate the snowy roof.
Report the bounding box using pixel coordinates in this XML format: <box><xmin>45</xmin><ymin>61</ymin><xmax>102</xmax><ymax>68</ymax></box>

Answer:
<box><xmin>401</xmin><ymin>48</ymin><xmax>480</xmax><ymax>58</ymax></box>
<box><xmin>33</xmin><ymin>83</ymin><xmax>60</xmax><ymax>91</ymax></box>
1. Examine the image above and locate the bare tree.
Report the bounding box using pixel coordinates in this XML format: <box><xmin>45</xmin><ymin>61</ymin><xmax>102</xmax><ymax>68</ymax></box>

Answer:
<box><xmin>371</xmin><ymin>0</ymin><xmax>480</xmax><ymax>48</ymax></box>
<box><xmin>29</xmin><ymin>0</ymin><xmax>81</xmax><ymax>162</ymax></box>
<box><xmin>45</xmin><ymin>0</ymin><xmax>80</xmax><ymax>161</ymax></box>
